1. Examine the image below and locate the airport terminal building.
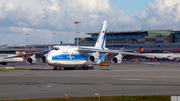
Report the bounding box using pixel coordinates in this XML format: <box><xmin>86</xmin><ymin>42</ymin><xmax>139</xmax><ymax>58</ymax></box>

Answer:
<box><xmin>76</xmin><ymin>29</ymin><xmax>180</xmax><ymax>52</ymax></box>
<box><xmin>1</xmin><ymin>29</ymin><xmax>180</xmax><ymax>54</ymax></box>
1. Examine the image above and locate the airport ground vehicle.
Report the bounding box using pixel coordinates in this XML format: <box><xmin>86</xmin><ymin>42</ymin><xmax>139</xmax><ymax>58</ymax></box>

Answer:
<box><xmin>100</xmin><ymin>62</ymin><xmax>109</xmax><ymax>66</ymax></box>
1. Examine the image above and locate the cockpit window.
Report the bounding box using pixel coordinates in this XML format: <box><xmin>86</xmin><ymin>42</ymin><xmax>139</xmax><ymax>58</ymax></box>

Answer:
<box><xmin>52</xmin><ymin>47</ymin><xmax>60</xmax><ymax>50</ymax></box>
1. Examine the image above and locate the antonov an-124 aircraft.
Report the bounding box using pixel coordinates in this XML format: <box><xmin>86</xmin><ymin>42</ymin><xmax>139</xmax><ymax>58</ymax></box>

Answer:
<box><xmin>5</xmin><ymin>21</ymin><xmax>157</xmax><ymax>70</ymax></box>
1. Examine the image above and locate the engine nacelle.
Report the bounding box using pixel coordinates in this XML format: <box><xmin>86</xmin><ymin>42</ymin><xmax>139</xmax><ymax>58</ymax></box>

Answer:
<box><xmin>111</xmin><ymin>54</ymin><xmax>123</xmax><ymax>64</ymax></box>
<box><xmin>26</xmin><ymin>54</ymin><xmax>37</xmax><ymax>65</ymax></box>
<box><xmin>168</xmin><ymin>57</ymin><xmax>174</xmax><ymax>60</ymax></box>
<box><xmin>88</xmin><ymin>52</ymin><xmax>100</xmax><ymax>63</ymax></box>
<box><xmin>40</xmin><ymin>55</ymin><xmax>46</xmax><ymax>63</ymax></box>
<box><xmin>88</xmin><ymin>55</ymin><xmax>99</xmax><ymax>63</ymax></box>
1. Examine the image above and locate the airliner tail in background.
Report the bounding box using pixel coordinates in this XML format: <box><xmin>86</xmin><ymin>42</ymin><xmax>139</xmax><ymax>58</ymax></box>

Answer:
<box><xmin>0</xmin><ymin>54</ymin><xmax>23</xmax><ymax>65</ymax></box>
<box><xmin>140</xmin><ymin>46</ymin><xmax>146</xmax><ymax>53</ymax></box>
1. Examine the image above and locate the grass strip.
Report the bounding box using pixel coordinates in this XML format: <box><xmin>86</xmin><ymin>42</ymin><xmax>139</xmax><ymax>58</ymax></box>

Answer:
<box><xmin>0</xmin><ymin>68</ymin><xmax>30</xmax><ymax>71</ymax></box>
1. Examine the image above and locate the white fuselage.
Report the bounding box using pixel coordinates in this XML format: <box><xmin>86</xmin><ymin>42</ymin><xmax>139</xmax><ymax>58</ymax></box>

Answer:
<box><xmin>45</xmin><ymin>46</ymin><xmax>107</xmax><ymax>68</ymax></box>
<box><xmin>0</xmin><ymin>54</ymin><xmax>23</xmax><ymax>63</ymax></box>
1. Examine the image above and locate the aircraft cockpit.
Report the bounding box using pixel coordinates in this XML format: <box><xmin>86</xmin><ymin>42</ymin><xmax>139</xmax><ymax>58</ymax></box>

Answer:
<box><xmin>52</xmin><ymin>47</ymin><xmax>60</xmax><ymax>51</ymax></box>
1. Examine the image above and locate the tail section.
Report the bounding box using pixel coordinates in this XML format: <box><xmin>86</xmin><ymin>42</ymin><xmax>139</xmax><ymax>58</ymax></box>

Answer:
<box><xmin>95</xmin><ymin>21</ymin><xmax>107</xmax><ymax>49</ymax></box>
<box><xmin>139</xmin><ymin>46</ymin><xmax>146</xmax><ymax>53</ymax></box>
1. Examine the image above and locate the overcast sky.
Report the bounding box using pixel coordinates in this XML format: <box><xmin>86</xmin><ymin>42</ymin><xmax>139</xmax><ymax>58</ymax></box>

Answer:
<box><xmin>0</xmin><ymin>0</ymin><xmax>180</xmax><ymax>45</ymax></box>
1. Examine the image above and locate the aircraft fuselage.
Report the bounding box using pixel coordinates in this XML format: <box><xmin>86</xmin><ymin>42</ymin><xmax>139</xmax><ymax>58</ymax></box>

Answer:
<box><xmin>45</xmin><ymin>46</ymin><xmax>107</xmax><ymax>68</ymax></box>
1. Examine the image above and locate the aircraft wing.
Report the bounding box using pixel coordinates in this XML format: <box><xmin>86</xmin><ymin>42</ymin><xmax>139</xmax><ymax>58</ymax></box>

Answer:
<box><xmin>78</xmin><ymin>47</ymin><xmax>162</xmax><ymax>57</ymax></box>
<box><xmin>3</xmin><ymin>50</ymin><xmax>50</xmax><ymax>59</ymax></box>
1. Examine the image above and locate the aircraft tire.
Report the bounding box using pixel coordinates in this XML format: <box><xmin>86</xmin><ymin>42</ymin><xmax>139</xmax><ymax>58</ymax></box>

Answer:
<box><xmin>83</xmin><ymin>66</ymin><xmax>94</xmax><ymax>70</ymax></box>
<box><xmin>53</xmin><ymin>67</ymin><xmax>57</xmax><ymax>70</ymax></box>
<box><xmin>163</xmin><ymin>58</ymin><xmax>166</xmax><ymax>61</ymax></box>
<box><xmin>64</xmin><ymin>68</ymin><xmax>75</xmax><ymax>70</ymax></box>
<box><xmin>58</xmin><ymin>67</ymin><xmax>62</xmax><ymax>70</ymax></box>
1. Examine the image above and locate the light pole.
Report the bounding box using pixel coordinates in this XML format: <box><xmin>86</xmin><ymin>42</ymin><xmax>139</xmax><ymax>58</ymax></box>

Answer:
<box><xmin>171</xmin><ymin>29</ymin><xmax>172</xmax><ymax>53</ymax></box>
<box><xmin>52</xmin><ymin>32</ymin><xmax>57</xmax><ymax>44</ymax></box>
<box><xmin>25</xmin><ymin>32</ymin><xmax>29</xmax><ymax>52</ymax></box>
<box><xmin>54</xmin><ymin>32</ymin><xmax>56</xmax><ymax>44</ymax></box>
<box><xmin>52</xmin><ymin>32</ymin><xmax>54</xmax><ymax>44</ymax></box>
<box><xmin>25</xmin><ymin>32</ymin><xmax>27</xmax><ymax>52</ymax></box>
<box><xmin>28</xmin><ymin>33</ymin><xmax>29</xmax><ymax>52</ymax></box>
<box><xmin>75</xmin><ymin>21</ymin><xmax>81</xmax><ymax>46</ymax></box>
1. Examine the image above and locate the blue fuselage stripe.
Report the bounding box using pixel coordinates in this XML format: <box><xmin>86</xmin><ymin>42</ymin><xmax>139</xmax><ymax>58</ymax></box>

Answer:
<box><xmin>52</xmin><ymin>54</ymin><xmax>90</xmax><ymax>61</ymax></box>
<box><xmin>51</xmin><ymin>54</ymin><xmax>107</xmax><ymax>62</ymax></box>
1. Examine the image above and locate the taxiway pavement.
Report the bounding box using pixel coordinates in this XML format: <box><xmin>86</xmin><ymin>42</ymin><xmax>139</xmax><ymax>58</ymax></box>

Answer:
<box><xmin>0</xmin><ymin>60</ymin><xmax>180</xmax><ymax>100</ymax></box>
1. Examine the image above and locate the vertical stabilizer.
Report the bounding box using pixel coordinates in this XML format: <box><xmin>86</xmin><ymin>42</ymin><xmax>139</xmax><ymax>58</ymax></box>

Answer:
<box><xmin>139</xmin><ymin>46</ymin><xmax>146</xmax><ymax>53</ymax></box>
<box><xmin>95</xmin><ymin>21</ymin><xmax>107</xmax><ymax>49</ymax></box>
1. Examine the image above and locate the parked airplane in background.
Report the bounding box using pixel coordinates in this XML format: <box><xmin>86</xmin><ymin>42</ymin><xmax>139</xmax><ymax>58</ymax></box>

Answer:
<box><xmin>0</xmin><ymin>54</ymin><xmax>23</xmax><ymax>65</ymax></box>
<box><xmin>5</xmin><ymin>21</ymin><xmax>157</xmax><ymax>70</ymax></box>
<box><xmin>139</xmin><ymin>46</ymin><xmax>180</xmax><ymax>60</ymax></box>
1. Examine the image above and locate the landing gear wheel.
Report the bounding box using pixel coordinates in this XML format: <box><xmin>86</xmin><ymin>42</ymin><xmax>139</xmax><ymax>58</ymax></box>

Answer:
<box><xmin>163</xmin><ymin>58</ymin><xmax>167</xmax><ymax>61</ymax></box>
<box><xmin>58</xmin><ymin>67</ymin><xmax>62</xmax><ymax>70</ymax></box>
<box><xmin>64</xmin><ymin>68</ymin><xmax>75</xmax><ymax>70</ymax></box>
<box><xmin>53</xmin><ymin>67</ymin><xmax>57</xmax><ymax>70</ymax></box>
<box><xmin>88</xmin><ymin>66</ymin><xmax>94</xmax><ymax>70</ymax></box>
<box><xmin>83</xmin><ymin>66</ymin><xmax>94</xmax><ymax>70</ymax></box>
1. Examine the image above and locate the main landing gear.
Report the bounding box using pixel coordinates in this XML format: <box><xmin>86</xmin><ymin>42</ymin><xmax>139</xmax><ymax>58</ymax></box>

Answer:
<box><xmin>83</xmin><ymin>65</ymin><xmax>94</xmax><ymax>70</ymax></box>
<box><xmin>53</xmin><ymin>65</ymin><xmax>94</xmax><ymax>70</ymax></box>
<box><xmin>53</xmin><ymin>67</ymin><xmax>62</xmax><ymax>70</ymax></box>
<box><xmin>64</xmin><ymin>68</ymin><xmax>75</xmax><ymax>70</ymax></box>
<box><xmin>53</xmin><ymin>67</ymin><xmax>75</xmax><ymax>70</ymax></box>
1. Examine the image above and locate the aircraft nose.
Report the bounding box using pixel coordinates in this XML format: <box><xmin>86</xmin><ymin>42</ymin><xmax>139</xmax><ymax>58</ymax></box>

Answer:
<box><xmin>45</xmin><ymin>54</ymin><xmax>52</xmax><ymax>63</ymax></box>
<box><xmin>20</xmin><ymin>58</ymin><xmax>23</xmax><ymax>61</ymax></box>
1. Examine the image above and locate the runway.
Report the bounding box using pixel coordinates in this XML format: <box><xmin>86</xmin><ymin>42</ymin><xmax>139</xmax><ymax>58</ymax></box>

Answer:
<box><xmin>0</xmin><ymin>60</ymin><xmax>180</xmax><ymax>100</ymax></box>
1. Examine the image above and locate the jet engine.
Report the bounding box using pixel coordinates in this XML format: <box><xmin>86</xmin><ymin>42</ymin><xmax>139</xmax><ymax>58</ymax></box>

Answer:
<box><xmin>26</xmin><ymin>54</ymin><xmax>37</xmax><ymax>65</ymax></box>
<box><xmin>168</xmin><ymin>57</ymin><xmax>174</xmax><ymax>60</ymax></box>
<box><xmin>40</xmin><ymin>55</ymin><xmax>46</xmax><ymax>63</ymax></box>
<box><xmin>111</xmin><ymin>54</ymin><xmax>123</xmax><ymax>64</ymax></box>
<box><xmin>89</xmin><ymin>55</ymin><xmax>99</xmax><ymax>63</ymax></box>
<box><xmin>88</xmin><ymin>52</ymin><xmax>100</xmax><ymax>63</ymax></box>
